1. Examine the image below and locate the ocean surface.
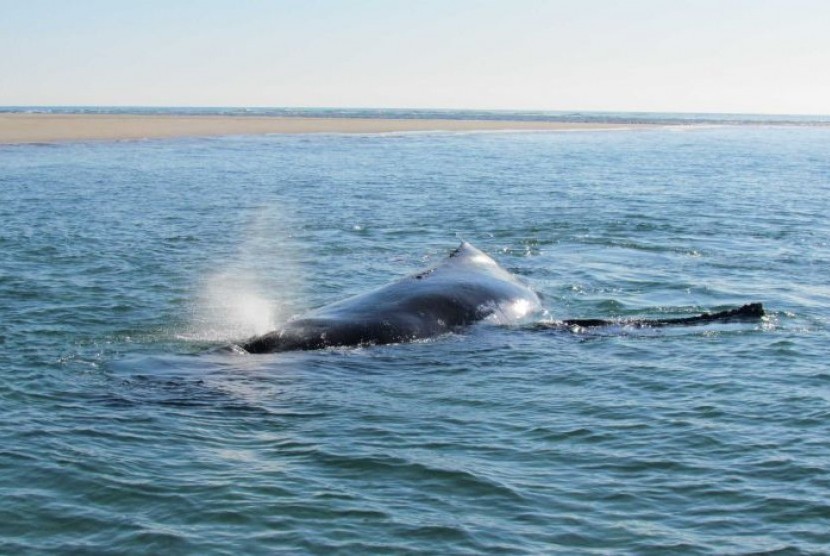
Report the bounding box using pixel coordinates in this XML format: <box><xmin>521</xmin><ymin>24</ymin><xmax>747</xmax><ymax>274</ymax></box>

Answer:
<box><xmin>2</xmin><ymin>118</ymin><xmax>829</xmax><ymax>554</ymax></box>
<box><xmin>5</xmin><ymin>105</ymin><xmax>830</xmax><ymax>126</ymax></box>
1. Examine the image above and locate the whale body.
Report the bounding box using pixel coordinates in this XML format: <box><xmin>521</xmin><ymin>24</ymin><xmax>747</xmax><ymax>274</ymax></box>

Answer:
<box><xmin>241</xmin><ymin>242</ymin><xmax>542</xmax><ymax>353</ymax></box>
<box><xmin>239</xmin><ymin>242</ymin><xmax>765</xmax><ymax>354</ymax></box>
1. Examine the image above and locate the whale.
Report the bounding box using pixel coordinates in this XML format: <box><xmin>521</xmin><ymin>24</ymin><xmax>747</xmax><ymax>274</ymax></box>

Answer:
<box><xmin>241</xmin><ymin>242</ymin><xmax>542</xmax><ymax>353</ymax></box>
<box><xmin>239</xmin><ymin>242</ymin><xmax>764</xmax><ymax>353</ymax></box>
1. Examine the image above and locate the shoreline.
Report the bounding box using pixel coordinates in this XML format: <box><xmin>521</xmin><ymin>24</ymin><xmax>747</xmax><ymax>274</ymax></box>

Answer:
<box><xmin>0</xmin><ymin>113</ymin><xmax>653</xmax><ymax>144</ymax></box>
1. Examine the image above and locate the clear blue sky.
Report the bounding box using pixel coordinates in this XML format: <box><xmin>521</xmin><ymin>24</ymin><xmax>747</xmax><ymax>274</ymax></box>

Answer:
<box><xmin>2</xmin><ymin>0</ymin><xmax>828</xmax><ymax>114</ymax></box>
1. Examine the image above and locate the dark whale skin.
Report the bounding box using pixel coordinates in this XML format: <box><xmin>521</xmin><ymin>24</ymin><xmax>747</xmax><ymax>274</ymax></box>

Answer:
<box><xmin>241</xmin><ymin>242</ymin><xmax>542</xmax><ymax>353</ymax></box>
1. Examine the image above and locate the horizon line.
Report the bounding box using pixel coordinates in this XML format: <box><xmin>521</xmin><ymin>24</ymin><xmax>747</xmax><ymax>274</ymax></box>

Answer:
<box><xmin>2</xmin><ymin>104</ymin><xmax>829</xmax><ymax>119</ymax></box>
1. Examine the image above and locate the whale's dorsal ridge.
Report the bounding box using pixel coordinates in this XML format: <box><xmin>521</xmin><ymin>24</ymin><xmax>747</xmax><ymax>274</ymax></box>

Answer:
<box><xmin>447</xmin><ymin>241</ymin><xmax>499</xmax><ymax>268</ymax></box>
<box><xmin>448</xmin><ymin>241</ymin><xmax>470</xmax><ymax>258</ymax></box>
<box><xmin>449</xmin><ymin>241</ymin><xmax>486</xmax><ymax>259</ymax></box>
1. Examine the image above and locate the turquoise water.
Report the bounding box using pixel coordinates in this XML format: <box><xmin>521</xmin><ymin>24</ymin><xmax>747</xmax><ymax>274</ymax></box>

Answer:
<box><xmin>2</xmin><ymin>125</ymin><xmax>829</xmax><ymax>554</ymax></box>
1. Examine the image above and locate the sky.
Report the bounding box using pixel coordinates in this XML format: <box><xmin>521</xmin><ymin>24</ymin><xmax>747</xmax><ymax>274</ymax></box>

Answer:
<box><xmin>2</xmin><ymin>0</ymin><xmax>829</xmax><ymax>115</ymax></box>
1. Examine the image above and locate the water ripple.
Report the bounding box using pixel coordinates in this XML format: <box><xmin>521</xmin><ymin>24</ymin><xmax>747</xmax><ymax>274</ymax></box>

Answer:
<box><xmin>2</xmin><ymin>128</ymin><xmax>829</xmax><ymax>553</ymax></box>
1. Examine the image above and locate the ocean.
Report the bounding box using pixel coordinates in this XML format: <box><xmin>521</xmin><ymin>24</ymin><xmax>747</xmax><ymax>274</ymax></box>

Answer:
<box><xmin>5</xmin><ymin>105</ymin><xmax>830</xmax><ymax>126</ymax></box>
<box><xmin>2</xmin><ymin>113</ymin><xmax>829</xmax><ymax>554</ymax></box>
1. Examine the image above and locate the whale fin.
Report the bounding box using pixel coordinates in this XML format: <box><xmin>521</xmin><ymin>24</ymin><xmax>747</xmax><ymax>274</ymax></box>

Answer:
<box><xmin>560</xmin><ymin>303</ymin><xmax>765</xmax><ymax>329</ymax></box>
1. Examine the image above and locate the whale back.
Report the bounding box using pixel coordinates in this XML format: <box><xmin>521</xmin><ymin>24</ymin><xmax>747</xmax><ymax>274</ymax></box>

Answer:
<box><xmin>241</xmin><ymin>242</ymin><xmax>542</xmax><ymax>353</ymax></box>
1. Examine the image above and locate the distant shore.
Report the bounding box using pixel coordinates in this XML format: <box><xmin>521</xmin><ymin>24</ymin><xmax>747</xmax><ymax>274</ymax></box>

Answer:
<box><xmin>0</xmin><ymin>113</ymin><xmax>652</xmax><ymax>144</ymax></box>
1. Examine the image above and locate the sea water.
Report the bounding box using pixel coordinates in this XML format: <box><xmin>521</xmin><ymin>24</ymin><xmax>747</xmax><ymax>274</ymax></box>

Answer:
<box><xmin>1</xmin><ymin>121</ymin><xmax>829</xmax><ymax>554</ymax></box>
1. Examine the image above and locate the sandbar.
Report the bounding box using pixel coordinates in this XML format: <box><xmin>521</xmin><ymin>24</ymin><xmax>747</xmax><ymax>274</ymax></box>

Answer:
<box><xmin>0</xmin><ymin>113</ymin><xmax>651</xmax><ymax>144</ymax></box>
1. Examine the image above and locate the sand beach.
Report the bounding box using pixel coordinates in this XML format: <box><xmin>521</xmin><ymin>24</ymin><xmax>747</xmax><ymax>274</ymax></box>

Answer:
<box><xmin>0</xmin><ymin>113</ymin><xmax>649</xmax><ymax>144</ymax></box>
